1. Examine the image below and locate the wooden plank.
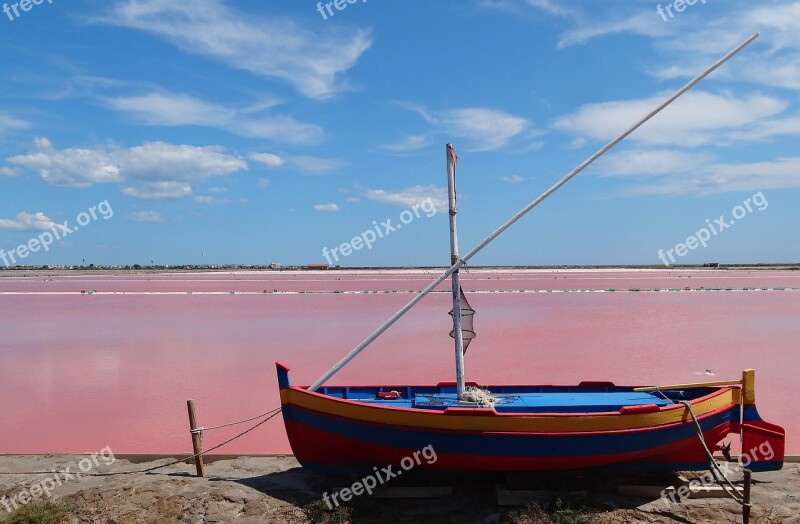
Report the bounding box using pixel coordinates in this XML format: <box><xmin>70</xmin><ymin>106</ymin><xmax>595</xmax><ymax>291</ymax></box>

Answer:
<box><xmin>618</xmin><ymin>485</ymin><xmax>675</xmax><ymax>498</ymax></box>
<box><xmin>333</xmin><ymin>486</ymin><xmax>452</xmax><ymax>499</ymax></box>
<box><xmin>496</xmin><ymin>486</ymin><xmax>587</xmax><ymax>506</ymax></box>
<box><xmin>686</xmin><ymin>485</ymin><xmax>744</xmax><ymax>499</ymax></box>
<box><xmin>634</xmin><ymin>379</ymin><xmax>741</xmax><ymax>392</ymax></box>
<box><xmin>373</xmin><ymin>486</ymin><xmax>452</xmax><ymax>499</ymax></box>
<box><xmin>496</xmin><ymin>486</ymin><xmax>551</xmax><ymax>507</ymax></box>
<box><xmin>676</xmin><ymin>474</ymin><xmax>745</xmax><ymax>499</ymax></box>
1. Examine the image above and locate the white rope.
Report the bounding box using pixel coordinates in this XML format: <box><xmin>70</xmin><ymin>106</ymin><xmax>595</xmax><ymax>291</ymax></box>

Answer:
<box><xmin>190</xmin><ymin>407</ymin><xmax>282</xmax><ymax>434</ymax></box>
<box><xmin>679</xmin><ymin>400</ymin><xmax>749</xmax><ymax>507</ymax></box>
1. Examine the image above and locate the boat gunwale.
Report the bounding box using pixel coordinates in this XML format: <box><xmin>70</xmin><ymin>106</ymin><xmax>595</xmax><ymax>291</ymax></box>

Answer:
<box><xmin>283</xmin><ymin>397</ymin><xmax>736</xmax><ymax>438</ymax></box>
<box><xmin>285</xmin><ymin>383</ymin><xmax>736</xmax><ymax>414</ymax></box>
<box><xmin>280</xmin><ymin>383</ymin><xmax>738</xmax><ymax>424</ymax></box>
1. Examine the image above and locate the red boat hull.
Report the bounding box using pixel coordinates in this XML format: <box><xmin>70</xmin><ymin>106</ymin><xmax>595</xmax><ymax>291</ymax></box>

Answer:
<box><xmin>277</xmin><ymin>363</ymin><xmax>785</xmax><ymax>473</ymax></box>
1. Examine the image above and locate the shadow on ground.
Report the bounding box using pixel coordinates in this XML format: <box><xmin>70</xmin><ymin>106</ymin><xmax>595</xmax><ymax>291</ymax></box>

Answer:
<box><xmin>226</xmin><ymin>467</ymin><xmax>685</xmax><ymax>523</ymax></box>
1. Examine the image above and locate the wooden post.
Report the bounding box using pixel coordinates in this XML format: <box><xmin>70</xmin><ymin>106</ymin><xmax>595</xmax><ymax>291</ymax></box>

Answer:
<box><xmin>743</xmin><ymin>469</ymin><xmax>751</xmax><ymax>524</ymax></box>
<box><xmin>742</xmin><ymin>369</ymin><xmax>756</xmax><ymax>404</ymax></box>
<box><xmin>187</xmin><ymin>400</ymin><xmax>205</xmax><ymax>478</ymax></box>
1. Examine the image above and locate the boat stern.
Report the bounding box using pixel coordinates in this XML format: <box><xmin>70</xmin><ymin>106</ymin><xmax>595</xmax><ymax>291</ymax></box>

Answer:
<box><xmin>276</xmin><ymin>361</ymin><xmax>291</xmax><ymax>389</ymax></box>
<box><xmin>737</xmin><ymin>369</ymin><xmax>785</xmax><ymax>472</ymax></box>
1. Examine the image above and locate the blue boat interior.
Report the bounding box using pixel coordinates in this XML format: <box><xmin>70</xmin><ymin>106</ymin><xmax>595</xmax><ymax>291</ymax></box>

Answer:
<box><xmin>313</xmin><ymin>385</ymin><xmax>712</xmax><ymax>414</ymax></box>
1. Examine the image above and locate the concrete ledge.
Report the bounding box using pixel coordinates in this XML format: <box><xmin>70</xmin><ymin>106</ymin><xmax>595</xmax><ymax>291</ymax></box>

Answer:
<box><xmin>0</xmin><ymin>454</ymin><xmax>296</xmax><ymax>465</ymax></box>
<box><xmin>4</xmin><ymin>453</ymin><xmax>799</xmax><ymax>464</ymax></box>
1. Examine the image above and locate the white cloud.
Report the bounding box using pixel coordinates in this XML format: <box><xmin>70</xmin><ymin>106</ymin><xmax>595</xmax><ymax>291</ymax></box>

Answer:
<box><xmin>248</xmin><ymin>152</ymin><xmax>343</xmax><ymax>174</ymax></box>
<box><xmin>288</xmin><ymin>156</ymin><xmax>346</xmax><ymax>174</ymax></box>
<box><xmin>593</xmin><ymin>148</ymin><xmax>800</xmax><ymax>195</ymax></box>
<box><xmin>635</xmin><ymin>157</ymin><xmax>800</xmax><ymax>195</ymax></box>
<box><xmin>105</xmin><ymin>92</ymin><xmax>322</xmax><ymax>144</ymax></box>
<box><xmin>696</xmin><ymin>157</ymin><xmax>800</xmax><ymax>193</ymax></box>
<box><xmin>736</xmin><ymin>54</ymin><xmax>800</xmax><ymax>91</ymax></box>
<box><xmin>113</xmin><ymin>142</ymin><xmax>247</xmax><ymax>183</ymax></box>
<box><xmin>107</xmin><ymin>92</ymin><xmax>231</xmax><ymax>125</ymax></box>
<box><xmin>630</xmin><ymin>2</ymin><xmax>800</xmax><ymax>92</ymax></box>
<box><xmin>491</xmin><ymin>0</ymin><xmax>800</xmax><ymax>98</ymax></box>
<box><xmin>208</xmin><ymin>187</ymin><xmax>228</xmax><ymax>193</ymax></box>
<box><xmin>404</xmin><ymin>104</ymin><xmax>532</xmax><ymax>151</ymax></box>
<box><xmin>257</xmin><ymin>178</ymin><xmax>270</xmax><ymax>188</ymax></box>
<box><xmin>26</xmin><ymin>75</ymin><xmax>124</xmax><ymax>102</ymax></box>
<box><xmin>122</xmin><ymin>182</ymin><xmax>193</xmax><ymax>200</ymax></box>
<box><xmin>8</xmin><ymin>137</ymin><xmax>122</xmax><ymax>187</ymax></box>
<box><xmin>364</xmin><ymin>185</ymin><xmax>447</xmax><ymax>210</ymax></box>
<box><xmin>524</xmin><ymin>0</ymin><xmax>575</xmax><ymax>18</ymax></box>
<box><xmin>125</xmin><ymin>211</ymin><xmax>165</xmax><ymax>223</ymax></box>
<box><xmin>554</xmin><ymin>91</ymin><xmax>787</xmax><ymax>147</ymax></box>
<box><xmin>0</xmin><ymin>167</ymin><xmax>19</xmax><ymax>177</ymax></box>
<box><xmin>499</xmin><ymin>175</ymin><xmax>525</xmax><ymax>183</ymax></box>
<box><xmin>0</xmin><ymin>212</ymin><xmax>68</xmax><ymax>232</ymax></box>
<box><xmin>0</xmin><ymin>112</ymin><xmax>30</xmax><ymax>134</ymax></box>
<box><xmin>556</xmin><ymin>11</ymin><xmax>668</xmax><ymax>49</ymax></box>
<box><xmin>742</xmin><ymin>2</ymin><xmax>800</xmax><ymax>52</ymax></box>
<box><xmin>479</xmin><ymin>0</ymin><xmax>576</xmax><ymax>19</ymax></box>
<box><xmin>504</xmin><ymin>1</ymin><xmax>800</xmax><ymax>151</ymax></box>
<box><xmin>313</xmin><ymin>203</ymin><xmax>339</xmax><ymax>212</ymax></box>
<box><xmin>8</xmin><ymin>138</ymin><xmax>247</xmax><ymax>197</ymax></box>
<box><xmin>483</xmin><ymin>1</ymin><xmax>668</xmax><ymax>49</ymax></box>
<box><xmin>380</xmin><ymin>135</ymin><xmax>430</xmax><ymax>153</ymax></box>
<box><xmin>193</xmin><ymin>195</ymin><xmax>246</xmax><ymax>205</ymax></box>
<box><xmin>97</xmin><ymin>0</ymin><xmax>372</xmax><ymax>100</ymax></box>
<box><xmin>649</xmin><ymin>43</ymin><xmax>800</xmax><ymax>91</ymax></box>
<box><xmin>728</xmin><ymin>115</ymin><xmax>800</xmax><ymax>142</ymax></box>
<box><xmin>249</xmin><ymin>152</ymin><xmax>284</xmax><ymax>168</ymax></box>
<box><xmin>595</xmin><ymin>149</ymin><xmax>713</xmax><ymax>177</ymax></box>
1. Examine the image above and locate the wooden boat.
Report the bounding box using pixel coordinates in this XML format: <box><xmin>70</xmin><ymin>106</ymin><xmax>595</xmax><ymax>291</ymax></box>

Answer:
<box><xmin>277</xmin><ymin>34</ymin><xmax>785</xmax><ymax>474</ymax></box>
<box><xmin>278</xmin><ymin>365</ymin><xmax>784</xmax><ymax>473</ymax></box>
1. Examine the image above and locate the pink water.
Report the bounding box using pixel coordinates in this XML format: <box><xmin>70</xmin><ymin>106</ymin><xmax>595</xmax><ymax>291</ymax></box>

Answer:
<box><xmin>1</xmin><ymin>269</ymin><xmax>798</xmax><ymax>456</ymax></box>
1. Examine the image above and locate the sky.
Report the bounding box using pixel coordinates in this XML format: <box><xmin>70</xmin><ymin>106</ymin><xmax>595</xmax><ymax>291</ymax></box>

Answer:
<box><xmin>0</xmin><ymin>0</ymin><xmax>798</xmax><ymax>267</ymax></box>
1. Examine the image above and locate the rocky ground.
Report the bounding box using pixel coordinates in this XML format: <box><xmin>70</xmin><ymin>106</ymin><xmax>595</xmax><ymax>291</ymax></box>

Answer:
<box><xmin>0</xmin><ymin>456</ymin><xmax>798</xmax><ymax>523</ymax></box>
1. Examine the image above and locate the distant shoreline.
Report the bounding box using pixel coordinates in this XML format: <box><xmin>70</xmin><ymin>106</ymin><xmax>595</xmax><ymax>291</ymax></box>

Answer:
<box><xmin>1</xmin><ymin>263</ymin><xmax>798</xmax><ymax>278</ymax></box>
<box><xmin>0</xmin><ymin>262</ymin><xmax>800</xmax><ymax>273</ymax></box>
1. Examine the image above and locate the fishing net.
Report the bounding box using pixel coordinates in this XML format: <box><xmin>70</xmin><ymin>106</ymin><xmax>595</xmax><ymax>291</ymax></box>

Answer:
<box><xmin>461</xmin><ymin>386</ymin><xmax>497</xmax><ymax>407</ymax></box>
<box><xmin>449</xmin><ymin>287</ymin><xmax>476</xmax><ymax>354</ymax></box>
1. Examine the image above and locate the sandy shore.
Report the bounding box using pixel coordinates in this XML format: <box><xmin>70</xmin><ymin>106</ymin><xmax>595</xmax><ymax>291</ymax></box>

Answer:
<box><xmin>1</xmin><ymin>455</ymin><xmax>798</xmax><ymax>523</ymax></box>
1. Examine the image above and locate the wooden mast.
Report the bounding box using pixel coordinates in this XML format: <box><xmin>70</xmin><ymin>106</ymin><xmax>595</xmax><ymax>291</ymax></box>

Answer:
<box><xmin>307</xmin><ymin>33</ymin><xmax>760</xmax><ymax>392</ymax></box>
<box><xmin>447</xmin><ymin>144</ymin><xmax>466</xmax><ymax>398</ymax></box>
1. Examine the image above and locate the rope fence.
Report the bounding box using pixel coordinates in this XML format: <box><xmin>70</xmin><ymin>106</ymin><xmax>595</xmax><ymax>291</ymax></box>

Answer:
<box><xmin>0</xmin><ymin>406</ymin><xmax>283</xmax><ymax>478</ymax></box>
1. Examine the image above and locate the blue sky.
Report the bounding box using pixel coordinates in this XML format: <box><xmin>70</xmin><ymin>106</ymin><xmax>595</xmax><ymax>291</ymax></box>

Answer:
<box><xmin>0</xmin><ymin>0</ymin><xmax>798</xmax><ymax>266</ymax></box>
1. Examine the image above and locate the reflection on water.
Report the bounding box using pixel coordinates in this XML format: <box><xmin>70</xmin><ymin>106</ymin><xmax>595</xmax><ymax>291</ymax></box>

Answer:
<box><xmin>1</xmin><ymin>270</ymin><xmax>798</xmax><ymax>454</ymax></box>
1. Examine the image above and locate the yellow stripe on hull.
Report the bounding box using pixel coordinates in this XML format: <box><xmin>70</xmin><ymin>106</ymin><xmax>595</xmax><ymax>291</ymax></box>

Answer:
<box><xmin>280</xmin><ymin>387</ymin><xmax>738</xmax><ymax>433</ymax></box>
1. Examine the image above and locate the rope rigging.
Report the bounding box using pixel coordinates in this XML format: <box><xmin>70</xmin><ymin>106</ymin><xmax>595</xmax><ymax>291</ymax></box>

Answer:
<box><xmin>0</xmin><ymin>407</ymin><xmax>282</xmax><ymax>477</ymax></box>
